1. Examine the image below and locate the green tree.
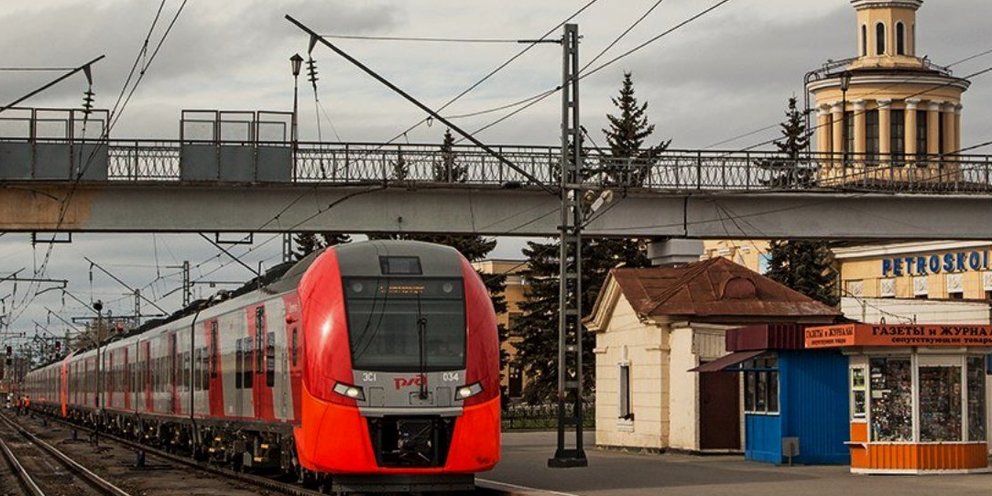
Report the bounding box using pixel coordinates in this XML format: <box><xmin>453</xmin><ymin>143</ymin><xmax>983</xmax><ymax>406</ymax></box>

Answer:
<box><xmin>433</xmin><ymin>129</ymin><xmax>468</xmax><ymax>183</ymax></box>
<box><xmin>762</xmin><ymin>97</ymin><xmax>836</xmax><ymax>306</ymax></box>
<box><xmin>602</xmin><ymin>72</ymin><xmax>670</xmax><ymax>186</ymax></box>
<box><xmin>293</xmin><ymin>232</ymin><xmax>351</xmax><ymax>261</ymax></box>
<box><xmin>514</xmin><ymin>73</ymin><xmax>667</xmax><ymax>402</ymax></box>
<box><xmin>293</xmin><ymin>233</ymin><xmax>323</xmax><ymax>261</ymax></box>
<box><xmin>765</xmin><ymin>240</ymin><xmax>838</xmax><ymax>306</ymax></box>
<box><xmin>761</xmin><ymin>96</ymin><xmax>812</xmax><ymax>188</ymax></box>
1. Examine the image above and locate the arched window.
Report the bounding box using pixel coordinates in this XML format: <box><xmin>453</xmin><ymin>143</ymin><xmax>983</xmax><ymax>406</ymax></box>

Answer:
<box><xmin>876</xmin><ymin>23</ymin><xmax>886</xmax><ymax>55</ymax></box>
<box><xmin>861</xmin><ymin>25</ymin><xmax>868</xmax><ymax>56</ymax></box>
<box><xmin>896</xmin><ymin>22</ymin><xmax>905</xmax><ymax>55</ymax></box>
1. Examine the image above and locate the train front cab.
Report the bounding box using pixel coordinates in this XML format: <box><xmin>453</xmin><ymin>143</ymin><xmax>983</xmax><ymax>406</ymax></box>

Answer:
<box><xmin>294</xmin><ymin>241</ymin><xmax>500</xmax><ymax>492</ymax></box>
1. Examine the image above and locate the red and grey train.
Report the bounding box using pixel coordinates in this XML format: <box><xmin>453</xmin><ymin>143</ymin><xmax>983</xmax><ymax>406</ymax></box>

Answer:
<box><xmin>22</xmin><ymin>240</ymin><xmax>501</xmax><ymax>492</ymax></box>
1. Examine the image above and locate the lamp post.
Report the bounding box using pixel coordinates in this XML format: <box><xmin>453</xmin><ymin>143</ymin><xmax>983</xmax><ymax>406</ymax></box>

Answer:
<box><xmin>290</xmin><ymin>54</ymin><xmax>303</xmax><ymax>175</ymax></box>
<box><xmin>840</xmin><ymin>71</ymin><xmax>852</xmax><ymax>167</ymax></box>
<box><xmin>92</xmin><ymin>299</ymin><xmax>103</xmax><ymax>445</ymax></box>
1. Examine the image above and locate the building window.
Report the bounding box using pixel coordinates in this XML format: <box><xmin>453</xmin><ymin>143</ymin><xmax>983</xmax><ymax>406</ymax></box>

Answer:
<box><xmin>862</xmin><ymin>24</ymin><xmax>868</xmax><ymax>56</ymax></box>
<box><xmin>916</xmin><ymin>110</ymin><xmax>929</xmax><ymax>162</ymax></box>
<box><xmin>880</xmin><ymin>278</ymin><xmax>896</xmax><ymax>298</ymax></box>
<box><xmin>851</xmin><ymin>367</ymin><xmax>867</xmax><ymax>420</ymax></box>
<box><xmin>896</xmin><ymin>22</ymin><xmax>906</xmax><ymax>55</ymax></box>
<box><xmin>846</xmin><ymin>280</ymin><xmax>864</xmax><ymax>298</ymax></box>
<box><xmin>845</xmin><ymin>111</ymin><xmax>855</xmax><ymax>160</ymax></box>
<box><xmin>938</xmin><ymin>113</ymin><xmax>946</xmax><ymax>157</ymax></box>
<box><xmin>890</xmin><ymin>109</ymin><xmax>905</xmax><ymax>165</ymax></box>
<box><xmin>913</xmin><ymin>275</ymin><xmax>928</xmax><ymax>298</ymax></box>
<box><xmin>866</xmin><ymin>109</ymin><xmax>880</xmax><ymax>164</ymax></box>
<box><xmin>947</xmin><ymin>273</ymin><xmax>964</xmax><ymax>299</ymax></box>
<box><xmin>967</xmin><ymin>357</ymin><xmax>986</xmax><ymax>441</ymax></box>
<box><xmin>619</xmin><ymin>363</ymin><xmax>633</xmax><ymax>420</ymax></box>
<box><xmin>744</xmin><ymin>355</ymin><xmax>779</xmax><ymax>414</ymax></box>
<box><xmin>919</xmin><ymin>364</ymin><xmax>962</xmax><ymax>442</ymax></box>
<box><xmin>876</xmin><ymin>23</ymin><xmax>886</xmax><ymax>55</ymax></box>
<box><xmin>869</xmin><ymin>357</ymin><xmax>913</xmax><ymax>441</ymax></box>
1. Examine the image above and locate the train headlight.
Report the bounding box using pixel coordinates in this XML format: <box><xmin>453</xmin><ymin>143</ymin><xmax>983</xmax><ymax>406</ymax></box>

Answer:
<box><xmin>332</xmin><ymin>382</ymin><xmax>366</xmax><ymax>401</ymax></box>
<box><xmin>454</xmin><ymin>382</ymin><xmax>483</xmax><ymax>401</ymax></box>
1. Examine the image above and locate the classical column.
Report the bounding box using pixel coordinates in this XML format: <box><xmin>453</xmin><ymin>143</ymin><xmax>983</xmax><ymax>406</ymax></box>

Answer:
<box><xmin>878</xmin><ymin>99</ymin><xmax>892</xmax><ymax>164</ymax></box>
<box><xmin>817</xmin><ymin>105</ymin><xmax>832</xmax><ymax>155</ymax></box>
<box><xmin>905</xmin><ymin>99</ymin><xmax>919</xmax><ymax>158</ymax></box>
<box><xmin>927</xmin><ymin>101</ymin><xmax>941</xmax><ymax>156</ymax></box>
<box><xmin>853</xmin><ymin>100</ymin><xmax>867</xmax><ymax>160</ymax></box>
<box><xmin>831</xmin><ymin>102</ymin><xmax>845</xmax><ymax>165</ymax></box>
<box><xmin>943</xmin><ymin>103</ymin><xmax>957</xmax><ymax>156</ymax></box>
<box><xmin>954</xmin><ymin>104</ymin><xmax>963</xmax><ymax>154</ymax></box>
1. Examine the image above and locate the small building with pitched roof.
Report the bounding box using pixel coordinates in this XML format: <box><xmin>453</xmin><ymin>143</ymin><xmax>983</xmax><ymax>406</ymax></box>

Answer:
<box><xmin>586</xmin><ymin>257</ymin><xmax>842</xmax><ymax>453</ymax></box>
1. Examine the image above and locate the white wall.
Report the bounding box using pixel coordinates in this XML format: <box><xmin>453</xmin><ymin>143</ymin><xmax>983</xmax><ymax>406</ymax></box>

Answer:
<box><xmin>841</xmin><ymin>297</ymin><xmax>992</xmax><ymax>325</ymax></box>
<box><xmin>667</xmin><ymin>327</ymin><xmax>697</xmax><ymax>451</ymax></box>
<box><xmin>594</xmin><ymin>297</ymin><xmax>668</xmax><ymax>449</ymax></box>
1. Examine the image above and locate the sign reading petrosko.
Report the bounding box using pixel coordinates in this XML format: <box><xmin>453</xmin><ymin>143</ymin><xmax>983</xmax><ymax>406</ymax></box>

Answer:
<box><xmin>881</xmin><ymin>249</ymin><xmax>991</xmax><ymax>277</ymax></box>
<box><xmin>805</xmin><ymin>324</ymin><xmax>992</xmax><ymax>348</ymax></box>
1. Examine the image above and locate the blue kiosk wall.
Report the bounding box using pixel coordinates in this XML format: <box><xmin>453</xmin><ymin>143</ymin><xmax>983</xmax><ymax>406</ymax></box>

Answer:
<box><xmin>745</xmin><ymin>350</ymin><xmax>849</xmax><ymax>465</ymax></box>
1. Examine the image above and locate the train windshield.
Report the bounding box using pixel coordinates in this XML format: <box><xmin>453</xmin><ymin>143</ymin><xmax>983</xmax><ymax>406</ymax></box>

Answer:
<box><xmin>344</xmin><ymin>277</ymin><xmax>466</xmax><ymax>372</ymax></box>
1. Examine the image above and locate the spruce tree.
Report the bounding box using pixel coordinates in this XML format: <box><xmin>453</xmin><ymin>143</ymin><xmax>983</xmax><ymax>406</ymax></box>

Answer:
<box><xmin>433</xmin><ymin>129</ymin><xmax>468</xmax><ymax>183</ymax></box>
<box><xmin>763</xmin><ymin>98</ymin><xmax>837</xmax><ymax>306</ymax></box>
<box><xmin>761</xmin><ymin>96</ymin><xmax>812</xmax><ymax>188</ymax></box>
<box><xmin>602</xmin><ymin>72</ymin><xmax>670</xmax><ymax>186</ymax></box>
<box><xmin>293</xmin><ymin>233</ymin><xmax>323</xmax><ymax>261</ymax></box>
<box><xmin>515</xmin><ymin>73</ymin><xmax>661</xmax><ymax>402</ymax></box>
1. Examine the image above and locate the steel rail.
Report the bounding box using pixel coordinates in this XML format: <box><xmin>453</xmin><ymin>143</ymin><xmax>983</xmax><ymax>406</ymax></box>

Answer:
<box><xmin>0</xmin><ymin>412</ymin><xmax>131</xmax><ymax>496</ymax></box>
<box><xmin>33</xmin><ymin>412</ymin><xmax>325</xmax><ymax>496</ymax></box>
<box><xmin>0</xmin><ymin>428</ymin><xmax>46</xmax><ymax>496</ymax></box>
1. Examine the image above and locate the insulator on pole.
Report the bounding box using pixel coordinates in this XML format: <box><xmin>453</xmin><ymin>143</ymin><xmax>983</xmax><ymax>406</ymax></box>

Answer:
<box><xmin>82</xmin><ymin>88</ymin><xmax>95</xmax><ymax>116</ymax></box>
<box><xmin>307</xmin><ymin>57</ymin><xmax>319</xmax><ymax>89</ymax></box>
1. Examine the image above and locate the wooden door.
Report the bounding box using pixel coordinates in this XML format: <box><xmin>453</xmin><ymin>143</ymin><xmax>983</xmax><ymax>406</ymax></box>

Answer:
<box><xmin>699</xmin><ymin>369</ymin><xmax>741</xmax><ymax>450</ymax></box>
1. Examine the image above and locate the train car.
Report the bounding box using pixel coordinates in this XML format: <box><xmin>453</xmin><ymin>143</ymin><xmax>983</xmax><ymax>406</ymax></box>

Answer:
<box><xmin>23</xmin><ymin>240</ymin><xmax>501</xmax><ymax>492</ymax></box>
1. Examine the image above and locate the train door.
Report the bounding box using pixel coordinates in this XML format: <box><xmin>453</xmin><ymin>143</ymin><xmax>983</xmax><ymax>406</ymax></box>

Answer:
<box><xmin>284</xmin><ymin>293</ymin><xmax>302</xmax><ymax>423</ymax></box>
<box><xmin>234</xmin><ymin>312</ymin><xmax>254</xmax><ymax>419</ymax></box>
<box><xmin>142</xmin><ymin>340</ymin><xmax>153</xmax><ymax>413</ymax></box>
<box><xmin>169</xmin><ymin>332</ymin><xmax>178</xmax><ymax>414</ymax></box>
<box><xmin>206</xmin><ymin>319</ymin><xmax>224</xmax><ymax>416</ymax></box>
<box><xmin>123</xmin><ymin>346</ymin><xmax>131</xmax><ymax>411</ymax></box>
<box><xmin>251</xmin><ymin>305</ymin><xmax>266</xmax><ymax>418</ymax></box>
<box><xmin>108</xmin><ymin>350</ymin><xmax>115</xmax><ymax>409</ymax></box>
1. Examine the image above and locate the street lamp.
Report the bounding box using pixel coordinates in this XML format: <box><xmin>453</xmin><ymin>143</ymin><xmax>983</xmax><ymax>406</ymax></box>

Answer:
<box><xmin>92</xmin><ymin>299</ymin><xmax>103</xmax><ymax>443</ymax></box>
<box><xmin>840</xmin><ymin>71</ymin><xmax>852</xmax><ymax>167</ymax></box>
<box><xmin>290</xmin><ymin>54</ymin><xmax>303</xmax><ymax>174</ymax></box>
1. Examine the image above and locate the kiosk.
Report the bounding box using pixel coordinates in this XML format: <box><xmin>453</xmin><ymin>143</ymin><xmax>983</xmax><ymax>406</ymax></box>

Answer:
<box><xmin>805</xmin><ymin>324</ymin><xmax>992</xmax><ymax>474</ymax></box>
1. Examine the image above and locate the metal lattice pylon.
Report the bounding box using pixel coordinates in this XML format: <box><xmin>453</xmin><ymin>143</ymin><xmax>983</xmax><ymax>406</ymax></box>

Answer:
<box><xmin>549</xmin><ymin>23</ymin><xmax>588</xmax><ymax>468</ymax></box>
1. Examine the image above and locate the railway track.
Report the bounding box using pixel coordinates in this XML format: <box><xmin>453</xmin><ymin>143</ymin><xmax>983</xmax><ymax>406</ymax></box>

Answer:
<box><xmin>11</xmin><ymin>411</ymin><xmax>500</xmax><ymax>495</ymax></box>
<box><xmin>16</xmin><ymin>412</ymin><xmax>329</xmax><ymax>496</ymax></box>
<box><xmin>0</xmin><ymin>412</ymin><xmax>131</xmax><ymax>496</ymax></box>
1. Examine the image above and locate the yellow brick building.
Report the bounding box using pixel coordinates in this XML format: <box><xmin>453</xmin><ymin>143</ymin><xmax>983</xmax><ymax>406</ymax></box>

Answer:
<box><xmin>472</xmin><ymin>259</ymin><xmax>529</xmax><ymax>399</ymax></box>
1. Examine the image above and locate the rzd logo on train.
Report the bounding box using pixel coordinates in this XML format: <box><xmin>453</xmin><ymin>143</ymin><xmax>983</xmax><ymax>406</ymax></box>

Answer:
<box><xmin>393</xmin><ymin>374</ymin><xmax>426</xmax><ymax>389</ymax></box>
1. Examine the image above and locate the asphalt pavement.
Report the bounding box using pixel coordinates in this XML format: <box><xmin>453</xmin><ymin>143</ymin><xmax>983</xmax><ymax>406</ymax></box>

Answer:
<box><xmin>480</xmin><ymin>431</ymin><xmax>992</xmax><ymax>496</ymax></box>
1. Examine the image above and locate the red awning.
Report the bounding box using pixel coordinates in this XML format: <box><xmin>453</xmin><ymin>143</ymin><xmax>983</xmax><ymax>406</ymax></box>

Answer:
<box><xmin>690</xmin><ymin>350</ymin><xmax>766</xmax><ymax>373</ymax></box>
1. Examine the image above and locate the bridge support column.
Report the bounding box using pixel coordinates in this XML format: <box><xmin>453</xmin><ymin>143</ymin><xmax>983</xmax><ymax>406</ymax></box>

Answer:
<box><xmin>647</xmin><ymin>239</ymin><xmax>703</xmax><ymax>267</ymax></box>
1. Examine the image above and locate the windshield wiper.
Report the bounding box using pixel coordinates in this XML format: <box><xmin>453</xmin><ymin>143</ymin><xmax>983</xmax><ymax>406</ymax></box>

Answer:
<box><xmin>417</xmin><ymin>295</ymin><xmax>429</xmax><ymax>400</ymax></box>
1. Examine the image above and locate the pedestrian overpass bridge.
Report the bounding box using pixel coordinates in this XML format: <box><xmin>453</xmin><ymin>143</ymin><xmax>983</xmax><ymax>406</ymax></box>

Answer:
<box><xmin>1</xmin><ymin>108</ymin><xmax>991</xmax><ymax>240</ymax></box>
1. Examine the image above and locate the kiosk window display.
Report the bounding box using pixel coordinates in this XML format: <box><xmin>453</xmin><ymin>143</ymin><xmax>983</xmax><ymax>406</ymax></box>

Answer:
<box><xmin>808</xmin><ymin>324</ymin><xmax>992</xmax><ymax>474</ymax></box>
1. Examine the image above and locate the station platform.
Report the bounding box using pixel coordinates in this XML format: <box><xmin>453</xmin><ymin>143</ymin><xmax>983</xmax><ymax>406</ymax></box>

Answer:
<box><xmin>479</xmin><ymin>431</ymin><xmax>992</xmax><ymax>496</ymax></box>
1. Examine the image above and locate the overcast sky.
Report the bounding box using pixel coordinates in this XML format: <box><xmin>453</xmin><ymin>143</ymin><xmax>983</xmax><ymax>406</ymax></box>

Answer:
<box><xmin>2</xmin><ymin>0</ymin><xmax>991</xmax><ymax>340</ymax></box>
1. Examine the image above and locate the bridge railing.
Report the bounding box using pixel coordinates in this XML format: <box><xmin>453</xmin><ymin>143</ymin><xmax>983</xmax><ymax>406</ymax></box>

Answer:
<box><xmin>2</xmin><ymin>135</ymin><xmax>991</xmax><ymax>194</ymax></box>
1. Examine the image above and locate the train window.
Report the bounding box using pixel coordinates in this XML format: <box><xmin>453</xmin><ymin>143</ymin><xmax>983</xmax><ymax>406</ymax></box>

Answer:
<box><xmin>266</xmin><ymin>331</ymin><xmax>276</xmax><ymax>387</ymax></box>
<box><xmin>183</xmin><ymin>351</ymin><xmax>191</xmax><ymax>392</ymax></box>
<box><xmin>236</xmin><ymin>339</ymin><xmax>243</xmax><ymax>389</ymax></box>
<box><xmin>291</xmin><ymin>328</ymin><xmax>299</xmax><ymax>367</ymax></box>
<box><xmin>379</xmin><ymin>256</ymin><xmax>422</xmax><ymax>275</ymax></box>
<box><xmin>243</xmin><ymin>338</ymin><xmax>253</xmax><ymax>389</ymax></box>
<box><xmin>255</xmin><ymin>307</ymin><xmax>265</xmax><ymax>374</ymax></box>
<box><xmin>346</xmin><ymin>277</ymin><xmax>466</xmax><ymax>372</ymax></box>
<box><xmin>209</xmin><ymin>321</ymin><xmax>219</xmax><ymax>378</ymax></box>
<box><xmin>201</xmin><ymin>346</ymin><xmax>210</xmax><ymax>391</ymax></box>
